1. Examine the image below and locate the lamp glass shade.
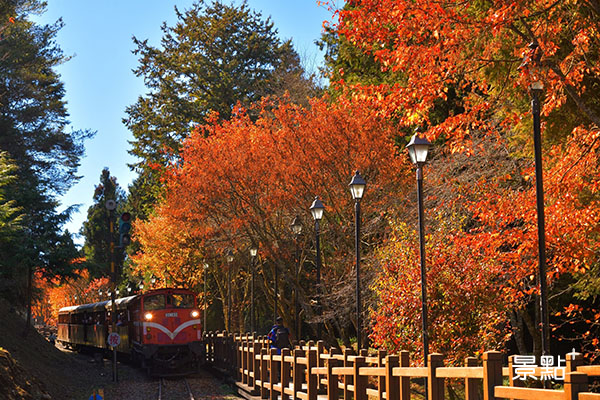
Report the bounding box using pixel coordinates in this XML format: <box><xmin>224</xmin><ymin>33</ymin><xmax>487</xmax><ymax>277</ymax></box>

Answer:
<box><xmin>310</xmin><ymin>196</ymin><xmax>324</xmax><ymax>221</ymax></box>
<box><xmin>406</xmin><ymin>134</ymin><xmax>431</xmax><ymax>164</ymax></box>
<box><xmin>530</xmin><ymin>80</ymin><xmax>544</xmax><ymax>91</ymax></box>
<box><xmin>291</xmin><ymin>216</ymin><xmax>302</xmax><ymax>235</ymax></box>
<box><xmin>349</xmin><ymin>171</ymin><xmax>366</xmax><ymax>200</ymax></box>
<box><xmin>203</xmin><ymin>263</ymin><xmax>209</xmax><ymax>269</ymax></box>
<box><xmin>250</xmin><ymin>247</ymin><xmax>258</xmax><ymax>257</ymax></box>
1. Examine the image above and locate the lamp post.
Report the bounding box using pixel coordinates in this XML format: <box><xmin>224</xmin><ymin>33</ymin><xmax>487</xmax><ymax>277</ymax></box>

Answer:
<box><xmin>226</xmin><ymin>249</ymin><xmax>234</xmax><ymax>332</ymax></box>
<box><xmin>349</xmin><ymin>171</ymin><xmax>366</xmax><ymax>350</ymax></box>
<box><xmin>150</xmin><ymin>275</ymin><xmax>156</xmax><ymax>286</ymax></box>
<box><xmin>274</xmin><ymin>257</ymin><xmax>278</xmax><ymax>323</ymax></box>
<box><xmin>203</xmin><ymin>263</ymin><xmax>209</xmax><ymax>334</ymax></box>
<box><xmin>310</xmin><ymin>196</ymin><xmax>324</xmax><ymax>338</ymax></box>
<box><xmin>406</xmin><ymin>133</ymin><xmax>432</xmax><ymax>367</ymax></box>
<box><xmin>249</xmin><ymin>247</ymin><xmax>258</xmax><ymax>333</ymax></box>
<box><xmin>138</xmin><ymin>281</ymin><xmax>144</xmax><ymax>292</ymax></box>
<box><xmin>291</xmin><ymin>216</ymin><xmax>302</xmax><ymax>337</ymax></box>
<box><xmin>530</xmin><ymin>79</ymin><xmax>549</xmax><ymax>356</ymax></box>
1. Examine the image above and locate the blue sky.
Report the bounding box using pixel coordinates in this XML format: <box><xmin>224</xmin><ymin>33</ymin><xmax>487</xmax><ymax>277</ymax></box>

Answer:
<box><xmin>33</xmin><ymin>1</ymin><xmax>335</xmax><ymax>245</ymax></box>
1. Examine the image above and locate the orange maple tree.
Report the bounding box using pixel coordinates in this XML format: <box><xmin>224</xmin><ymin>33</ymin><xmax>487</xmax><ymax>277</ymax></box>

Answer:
<box><xmin>132</xmin><ymin>96</ymin><xmax>410</xmax><ymax>336</ymax></box>
<box><xmin>36</xmin><ymin>269</ymin><xmax>110</xmax><ymax>326</ymax></box>
<box><xmin>331</xmin><ymin>0</ymin><xmax>600</xmax><ymax>362</ymax></box>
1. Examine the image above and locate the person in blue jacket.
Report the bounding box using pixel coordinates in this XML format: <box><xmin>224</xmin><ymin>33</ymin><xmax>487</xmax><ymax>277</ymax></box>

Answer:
<box><xmin>268</xmin><ymin>316</ymin><xmax>291</xmax><ymax>355</ymax></box>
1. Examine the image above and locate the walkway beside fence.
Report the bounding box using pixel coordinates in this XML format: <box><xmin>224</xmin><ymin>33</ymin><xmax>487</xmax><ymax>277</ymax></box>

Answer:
<box><xmin>203</xmin><ymin>331</ymin><xmax>600</xmax><ymax>400</ymax></box>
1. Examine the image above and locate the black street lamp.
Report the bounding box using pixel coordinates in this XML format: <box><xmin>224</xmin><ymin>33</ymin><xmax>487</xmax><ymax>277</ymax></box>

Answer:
<box><xmin>349</xmin><ymin>170</ymin><xmax>366</xmax><ymax>350</ymax></box>
<box><xmin>406</xmin><ymin>132</ymin><xmax>432</xmax><ymax>367</ymax></box>
<box><xmin>249</xmin><ymin>247</ymin><xmax>258</xmax><ymax>333</ymax></box>
<box><xmin>310</xmin><ymin>196</ymin><xmax>324</xmax><ymax>338</ymax></box>
<box><xmin>530</xmin><ymin>79</ymin><xmax>549</xmax><ymax>356</ymax></box>
<box><xmin>226</xmin><ymin>249</ymin><xmax>234</xmax><ymax>332</ymax></box>
<box><xmin>290</xmin><ymin>216</ymin><xmax>302</xmax><ymax>337</ymax></box>
<box><xmin>203</xmin><ymin>263</ymin><xmax>209</xmax><ymax>334</ymax></box>
<box><xmin>274</xmin><ymin>256</ymin><xmax>278</xmax><ymax>323</ymax></box>
<box><xmin>138</xmin><ymin>281</ymin><xmax>144</xmax><ymax>292</ymax></box>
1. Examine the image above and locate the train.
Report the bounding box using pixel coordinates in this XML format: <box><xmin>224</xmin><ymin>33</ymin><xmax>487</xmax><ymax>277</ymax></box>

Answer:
<box><xmin>57</xmin><ymin>288</ymin><xmax>204</xmax><ymax>376</ymax></box>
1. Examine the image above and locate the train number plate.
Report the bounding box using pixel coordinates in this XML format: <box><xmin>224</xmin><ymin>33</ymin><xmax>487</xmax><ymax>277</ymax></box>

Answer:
<box><xmin>165</xmin><ymin>312</ymin><xmax>178</xmax><ymax>317</ymax></box>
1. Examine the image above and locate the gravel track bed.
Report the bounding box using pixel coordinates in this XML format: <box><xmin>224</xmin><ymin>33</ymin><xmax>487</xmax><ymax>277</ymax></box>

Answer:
<box><xmin>104</xmin><ymin>367</ymin><xmax>240</xmax><ymax>400</ymax></box>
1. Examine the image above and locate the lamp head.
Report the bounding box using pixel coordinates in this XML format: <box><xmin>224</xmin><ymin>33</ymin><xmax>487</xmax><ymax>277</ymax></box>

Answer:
<box><xmin>349</xmin><ymin>170</ymin><xmax>366</xmax><ymax>200</ymax></box>
<box><xmin>310</xmin><ymin>196</ymin><xmax>325</xmax><ymax>221</ymax></box>
<box><xmin>406</xmin><ymin>133</ymin><xmax>432</xmax><ymax>165</ymax></box>
<box><xmin>290</xmin><ymin>215</ymin><xmax>302</xmax><ymax>235</ymax></box>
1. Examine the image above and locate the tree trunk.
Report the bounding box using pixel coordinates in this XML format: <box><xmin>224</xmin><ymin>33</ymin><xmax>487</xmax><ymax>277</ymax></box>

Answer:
<box><xmin>510</xmin><ymin>309</ymin><xmax>527</xmax><ymax>355</ymax></box>
<box><xmin>23</xmin><ymin>264</ymin><xmax>33</xmax><ymax>337</ymax></box>
<box><xmin>520</xmin><ymin>307</ymin><xmax>541</xmax><ymax>359</ymax></box>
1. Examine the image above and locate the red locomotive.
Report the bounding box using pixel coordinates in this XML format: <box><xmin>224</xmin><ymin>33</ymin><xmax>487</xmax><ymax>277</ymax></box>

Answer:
<box><xmin>57</xmin><ymin>288</ymin><xmax>204</xmax><ymax>375</ymax></box>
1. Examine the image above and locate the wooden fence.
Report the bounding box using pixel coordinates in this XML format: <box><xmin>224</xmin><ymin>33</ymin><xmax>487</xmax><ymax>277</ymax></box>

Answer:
<box><xmin>202</xmin><ymin>331</ymin><xmax>600</xmax><ymax>400</ymax></box>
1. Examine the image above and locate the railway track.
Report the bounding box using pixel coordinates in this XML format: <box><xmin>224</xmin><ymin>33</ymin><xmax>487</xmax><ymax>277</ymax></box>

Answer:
<box><xmin>158</xmin><ymin>377</ymin><xmax>196</xmax><ymax>400</ymax></box>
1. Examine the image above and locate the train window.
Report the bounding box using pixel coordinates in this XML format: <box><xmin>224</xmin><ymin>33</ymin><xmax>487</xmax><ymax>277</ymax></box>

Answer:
<box><xmin>167</xmin><ymin>293</ymin><xmax>194</xmax><ymax>308</ymax></box>
<box><xmin>144</xmin><ymin>294</ymin><xmax>166</xmax><ymax>310</ymax></box>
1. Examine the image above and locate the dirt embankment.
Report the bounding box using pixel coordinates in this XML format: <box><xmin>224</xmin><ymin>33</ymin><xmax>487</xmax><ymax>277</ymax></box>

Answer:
<box><xmin>0</xmin><ymin>300</ymin><xmax>111</xmax><ymax>399</ymax></box>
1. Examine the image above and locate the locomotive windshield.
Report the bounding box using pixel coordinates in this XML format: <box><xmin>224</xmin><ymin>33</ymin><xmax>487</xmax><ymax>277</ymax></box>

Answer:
<box><xmin>143</xmin><ymin>292</ymin><xmax>195</xmax><ymax>310</ymax></box>
<box><xmin>144</xmin><ymin>294</ymin><xmax>166</xmax><ymax>310</ymax></box>
<box><xmin>168</xmin><ymin>293</ymin><xmax>194</xmax><ymax>308</ymax></box>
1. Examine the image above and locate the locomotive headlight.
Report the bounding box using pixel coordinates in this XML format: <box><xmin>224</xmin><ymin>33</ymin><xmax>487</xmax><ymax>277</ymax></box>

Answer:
<box><xmin>144</xmin><ymin>312</ymin><xmax>153</xmax><ymax>321</ymax></box>
<box><xmin>190</xmin><ymin>310</ymin><xmax>200</xmax><ymax>318</ymax></box>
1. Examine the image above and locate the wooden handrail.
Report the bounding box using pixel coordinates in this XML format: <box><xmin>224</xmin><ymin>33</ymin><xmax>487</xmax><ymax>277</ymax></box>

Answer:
<box><xmin>203</xmin><ymin>331</ymin><xmax>599</xmax><ymax>400</ymax></box>
<box><xmin>495</xmin><ymin>387</ymin><xmax>565</xmax><ymax>400</ymax></box>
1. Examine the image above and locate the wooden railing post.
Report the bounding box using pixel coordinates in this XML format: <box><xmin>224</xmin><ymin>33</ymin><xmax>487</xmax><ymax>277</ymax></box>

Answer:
<box><xmin>564</xmin><ymin>372</ymin><xmax>587</xmax><ymax>400</ymax></box>
<box><xmin>317</xmin><ymin>340</ymin><xmax>325</xmax><ymax>392</ymax></box>
<box><xmin>327</xmin><ymin>353</ymin><xmax>341</xmax><ymax>400</ymax></box>
<box><xmin>428</xmin><ymin>353</ymin><xmax>445</xmax><ymax>400</ymax></box>
<box><xmin>344</xmin><ymin>348</ymin><xmax>355</xmax><ymax>400</ymax></box>
<box><xmin>292</xmin><ymin>348</ymin><xmax>304</xmax><ymax>400</ymax></box>
<box><xmin>281</xmin><ymin>348</ymin><xmax>291</xmax><ymax>400</ymax></box>
<box><xmin>247</xmin><ymin>335</ymin><xmax>253</xmax><ymax>387</ymax></box>
<box><xmin>252</xmin><ymin>340</ymin><xmax>261</xmax><ymax>393</ymax></box>
<box><xmin>307</xmin><ymin>348</ymin><xmax>318</xmax><ymax>400</ymax></box>
<box><xmin>353</xmin><ymin>356</ymin><xmax>368</xmax><ymax>400</ymax></box>
<box><xmin>566</xmin><ymin>352</ymin><xmax>583</xmax><ymax>373</ymax></box>
<box><xmin>399</xmin><ymin>351</ymin><xmax>410</xmax><ymax>400</ymax></box>
<box><xmin>465</xmin><ymin>356</ymin><xmax>480</xmax><ymax>400</ymax></box>
<box><xmin>482</xmin><ymin>351</ymin><xmax>503</xmax><ymax>400</ymax></box>
<box><xmin>241</xmin><ymin>334</ymin><xmax>247</xmax><ymax>384</ymax></box>
<box><xmin>378</xmin><ymin>349</ymin><xmax>387</xmax><ymax>400</ymax></box>
<box><xmin>269</xmin><ymin>348</ymin><xmax>278</xmax><ymax>400</ymax></box>
<box><xmin>260</xmin><ymin>348</ymin><xmax>269</xmax><ymax>399</ymax></box>
<box><xmin>231</xmin><ymin>332</ymin><xmax>237</xmax><ymax>376</ymax></box>
<box><xmin>386</xmin><ymin>355</ymin><xmax>400</xmax><ymax>400</ymax></box>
